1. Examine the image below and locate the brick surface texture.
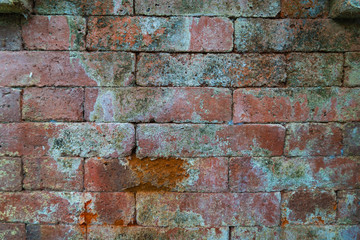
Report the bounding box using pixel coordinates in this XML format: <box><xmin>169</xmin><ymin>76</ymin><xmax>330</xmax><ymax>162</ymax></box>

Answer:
<box><xmin>0</xmin><ymin>0</ymin><xmax>359</xmax><ymax>239</ymax></box>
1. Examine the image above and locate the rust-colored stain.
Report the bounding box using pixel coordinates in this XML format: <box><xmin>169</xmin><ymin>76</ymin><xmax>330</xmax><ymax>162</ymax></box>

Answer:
<box><xmin>314</xmin><ymin>216</ymin><xmax>325</xmax><ymax>224</ymax></box>
<box><xmin>79</xmin><ymin>200</ymin><xmax>98</xmax><ymax>233</ymax></box>
<box><xmin>125</xmin><ymin>154</ymin><xmax>189</xmax><ymax>192</ymax></box>
<box><xmin>281</xmin><ymin>217</ymin><xmax>289</xmax><ymax>227</ymax></box>
<box><xmin>113</xmin><ymin>219</ymin><xmax>125</xmax><ymax>226</ymax></box>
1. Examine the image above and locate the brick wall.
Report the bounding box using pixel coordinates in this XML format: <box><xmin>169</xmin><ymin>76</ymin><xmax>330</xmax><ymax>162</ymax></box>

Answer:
<box><xmin>0</xmin><ymin>0</ymin><xmax>359</xmax><ymax>239</ymax></box>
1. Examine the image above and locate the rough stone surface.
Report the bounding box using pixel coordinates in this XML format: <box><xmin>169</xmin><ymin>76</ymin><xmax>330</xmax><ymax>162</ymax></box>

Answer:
<box><xmin>233</xmin><ymin>88</ymin><xmax>360</xmax><ymax>123</ymax></box>
<box><xmin>0</xmin><ymin>223</ymin><xmax>26</xmax><ymax>240</ymax></box>
<box><xmin>2</xmin><ymin>0</ymin><xmax>359</xmax><ymax>238</ymax></box>
<box><xmin>85</xmin><ymin>156</ymin><xmax>228</xmax><ymax>192</ymax></box>
<box><xmin>0</xmin><ymin>157</ymin><xmax>22</xmax><ymax>191</ymax></box>
<box><xmin>330</xmin><ymin>0</ymin><xmax>360</xmax><ymax>18</ymax></box>
<box><xmin>22</xmin><ymin>15</ymin><xmax>86</xmax><ymax>50</ymax></box>
<box><xmin>136</xmin><ymin>192</ymin><xmax>281</xmax><ymax>227</ymax></box>
<box><xmin>87</xmin><ymin>16</ymin><xmax>234</xmax><ymax>52</ymax></box>
<box><xmin>0</xmin><ymin>0</ymin><xmax>32</xmax><ymax>13</ymax></box>
<box><xmin>0</xmin><ymin>88</ymin><xmax>21</xmax><ymax>122</ymax></box>
<box><xmin>85</xmin><ymin>87</ymin><xmax>231</xmax><ymax>123</ymax></box>
<box><xmin>0</xmin><ymin>15</ymin><xmax>21</xmax><ymax>50</ymax></box>
<box><xmin>287</xmin><ymin>53</ymin><xmax>343</xmax><ymax>87</ymax></box>
<box><xmin>137</xmin><ymin>124</ymin><xmax>285</xmax><ymax>157</ymax></box>
<box><xmin>35</xmin><ymin>0</ymin><xmax>133</xmax><ymax>15</ymax></box>
<box><xmin>0</xmin><ymin>51</ymin><xmax>135</xmax><ymax>87</ymax></box>
<box><xmin>235</xmin><ymin>19</ymin><xmax>360</xmax><ymax>52</ymax></box>
<box><xmin>135</xmin><ymin>0</ymin><xmax>280</xmax><ymax>17</ymax></box>
<box><xmin>23</xmin><ymin>157</ymin><xmax>84</xmax><ymax>191</ymax></box>
<box><xmin>137</xmin><ymin>53</ymin><xmax>286</xmax><ymax>87</ymax></box>
<box><xmin>285</xmin><ymin>123</ymin><xmax>343</xmax><ymax>157</ymax></box>
<box><xmin>23</xmin><ymin>87</ymin><xmax>84</xmax><ymax>121</ymax></box>
<box><xmin>281</xmin><ymin>190</ymin><xmax>337</xmax><ymax>226</ymax></box>
<box><xmin>229</xmin><ymin>156</ymin><xmax>360</xmax><ymax>192</ymax></box>
<box><xmin>345</xmin><ymin>52</ymin><xmax>360</xmax><ymax>86</ymax></box>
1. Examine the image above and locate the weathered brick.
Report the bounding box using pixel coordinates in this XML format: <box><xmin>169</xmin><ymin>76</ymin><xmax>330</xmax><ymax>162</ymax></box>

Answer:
<box><xmin>135</xmin><ymin>0</ymin><xmax>280</xmax><ymax>17</ymax></box>
<box><xmin>345</xmin><ymin>52</ymin><xmax>360</xmax><ymax>87</ymax></box>
<box><xmin>23</xmin><ymin>157</ymin><xmax>84</xmax><ymax>191</ymax></box>
<box><xmin>0</xmin><ymin>15</ymin><xmax>21</xmax><ymax>50</ymax></box>
<box><xmin>229</xmin><ymin>156</ymin><xmax>360</xmax><ymax>192</ymax></box>
<box><xmin>85</xmin><ymin>156</ymin><xmax>228</xmax><ymax>192</ymax></box>
<box><xmin>35</xmin><ymin>0</ymin><xmax>133</xmax><ymax>15</ymax></box>
<box><xmin>0</xmin><ymin>192</ymin><xmax>135</xmax><ymax>225</ymax></box>
<box><xmin>0</xmin><ymin>157</ymin><xmax>22</xmax><ymax>191</ymax></box>
<box><xmin>279</xmin><ymin>225</ymin><xmax>360</xmax><ymax>240</ymax></box>
<box><xmin>281</xmin><ymin>0</ymin><xmax>328</xmax><ymax>18</ymax></box>
<box><xmin>88</xmin><ymin>226</ymin><xmax>229</xmax><ymax>240</ymax></box>
<box><xmin>330</xmin><ymin>0</ymin><xmax>360</xmax><ymax>18</ymax></box>
<box><xmin>235</xmin><ymin>19</ymin><xmax>360</xmax><ymax>52</ymax></box>
<box><xmin>87</xmin><ymin>16</ymin><xmax>233</xmax><ymax>52</ymax></box>
<box><xmin>338</xmin><ymin>190</ymin><xmax>360</xmax><ymax>224</ymax></box>
<box><xmin>233</xmin><ymin>88</ymin><xmax>360</xmax><ymax>123</ymax></box>
<box><xmin>233</xmin><ymin>225</ymin><xmax>360</xmax><ymax>240</ymax></box>
<box><xmin>0</xmin><ymin>223</ymin><xmax>26</xmax><ymax>240</ymax></box>
<box><xmin>0</xmin><ymin>51</ymin><xmax>135</xmax><ymax>87</ymax></box>
<box><xmin>281</xmin><ymin>190</ymin><xmax>337</xmax><ymax>226</ymax></box>
<box><xmin>22</xmin><ymin>16</ymin><xmax>86</xmax><ymax>50</ymax></box>
<box><xmin>0</xmin><ymin>192</ymin><xmax>83</xmax><ymax>224</ymax></box>
<box><xmin>23</xmin><ymin>88</ymin><xmax>84</xmax><ymax>121</ymax></box>
<box><xmin>344</xmin><ymin>122</ymin><xmax>360</xmax><ymax>155</ymax></box>
<box><xmin>85</xmin><ymin>88</ymin><xmax>231</xmax><ymax>123</ymax></box>
<box><xmin>232</xmin><ymin>226</ymin><xmax>280</xmax><ymax>240</ymax></box>
<box><xmin>136</xmin><ymin>192</ymin><xmax>280</xmax><ymax>227</ymax></box>
<box><xmin>287</xmin><ymin>53</ymin><xmax>343</xmax><ymax>87</ymax></box>
<box><xmin>0</xmin><ymin>88</ymin><xmax>21</xmax><ymax>122</ymax></box>
<box><xmin>137</xmin><ymin>124</ymin><xmax>285</xmax><ymax>157</ymax></box>
<box><xmin>136</xmin><ymin>53</ymin><xmax>286</xmax><ymax>87</ymax></box>
<box><xmin>0</xmin><ymin>123</ymin><xmax>135</xmax><ymax>158</ymax></box>
<box><xmin>285</xmin><ymin>123</ymin><xmax>343</xmax><ymax>157</ymax></box>
<box><xmin>26</xmin><ymin>225</ymin><xmax>84</xmax><ymax>240</ymax></box>
<box><xmin>81</xmin><ymin>192</ymin><xmax>135</xmax><ymax>226</ymax></box>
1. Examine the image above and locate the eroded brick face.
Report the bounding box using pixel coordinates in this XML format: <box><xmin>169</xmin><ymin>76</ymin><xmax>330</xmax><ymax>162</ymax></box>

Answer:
<box><xmin>1</xmin><ymin>0</ymin><xmax>359</xmax><ymax>239</ymax></box>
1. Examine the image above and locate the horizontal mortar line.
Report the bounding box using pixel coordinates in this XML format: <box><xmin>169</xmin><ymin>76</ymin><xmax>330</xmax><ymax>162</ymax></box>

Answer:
<box><xmin>15</xmin><ymin>86</ymin><xmax>360</xmax><ymax>89</ymax></box>
<box><xmin>4</xmin><ymin>49</ymin><xmax>360</xmax><ymax>54</ymax></box>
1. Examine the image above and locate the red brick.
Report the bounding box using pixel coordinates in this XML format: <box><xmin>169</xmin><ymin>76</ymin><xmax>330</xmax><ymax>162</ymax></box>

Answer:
<box><xmin>88</xmin><ymin>226</ymin><xmax>229</xmax><ymax>239</ymax></box>
<box><xmin>87</xmin><ymin>16</ymin><xmax>233</xmax><ymax>52</ymax></box>
<box><xmin>345</xmin><ymin>52</ymin><xmax>360</xmax><ymax>87</ymax></box>
<box><xmin>135</xmin><ymin>0</ymin><xmax>280</xmax><ymax>17</ymax></box>
<box><xmin>137</xmin><ymin>124</ymin><xmax>285</xmax><ymax>157</ymax></box>
<box><xmin>0</xmin><ymin>157</ymin><xmax>22</xmax><ymax>191</ymax></box>
<box><xmin>85</xmin><ymin>157</ymin><xmax>228</xmax><ymax>192</ymax></box>
<box><xmin>281</xmin><ymin>190</ymin><xmax>337</xmax><ymax>225</ymax></box>
<box><xmin>0</xmin><ymin>123</ymin><xmax>135</xmax><ymax>158</ymax></box>
<box><xmin>0</xmin><ymin>192</ymin><xmax>135</xmax><ymax>225</ymax></box>
<box><xmin>0</xmin><ymin>51</ymin><xmax>135</xmax><ymax>87</ymax></box>
<box><xmin>23</xmin><ymin>157</ymin><xmax>84</xmax><ymax>191</ymax></box>
<box><xmin>233</xmin><ymin>88</ymin><xmax>360</xmax><ymax>123</ymax></box>
<box><xmin>0</xmin><ymin>15</ymin><xmax>21</xmax><ymax>50</ymax></box>
<box><xmin>338</xmin><ymin>190</ymin><xmax>360</xmax><ymax>224</ymax></box>
<box><xmin>235</xmin><ymin>19</ymin><xmax>360</xmax><ymax>52</ymax></box>
<box><xmin>0</xmin><ymin>223</ymin><xmax>26</xmax><ymax>240</ymax></box>
<box><xmin>26</xmin><ymin>225</ymin><xmax>84</xmax><ymax>240</ymax></box>
<box><xmin>85</xmin><ymin>88</ymin><xmax>231</xmax><ymax>123</ymax></box>
<box><xmin>285</xmin><ymin>123</ymin><xmax>343</xmax><ymax>156</ymax></box>
<box><xmin>23</xmin><ymin>88</ymin><xmax>84</xmax><ymax>121</ymax></box>
<box><xmin>136</xmin><ymin>53</ymin><xmax>286</xmax><ymax>87</ymax></box>
<box><xmin>344</xmin><ymin>123</ymin><xmax>360</xmax><ymax>155</ymax></box>
<box><xmin>281</xmin><ymin>0</ymin><xmax>328</xmax><ymax>18</ymax></box>
<box><xmin>287</xmin><ymin>53</ymin><xmax>343</xmax><ymax>87</ymax></box>
<box><xmin>83</xmin><ymin>192</ymin><xmax>135</xmax><ymax>226</ymax></box>
<box><xmin>0</xmin><ymin>192</ymin><xmax>83</xmax><ymax>224</ymax></box>
<box><xmin>35</xmin><ymin>0</ymin><xmax>133</xmax><ymax>15</ymax></box>
<box><xmin>22</xmin><ymin>16</ymin><xmax>86</xmax><ymax>50</ymax></box>
<box><xmin>137</xmin><ymin>192</ymin><xmax>280</xmax><ymax>227</ymax></box>
<box><xmin>229</xmin><ymin>156</ymin><xmax>360</xmax><ymax>192</ymax></box>
<box><xmin>0</xmin><ymin>88</ymin><xmax>21</xmax><ymax>122</ymax></box>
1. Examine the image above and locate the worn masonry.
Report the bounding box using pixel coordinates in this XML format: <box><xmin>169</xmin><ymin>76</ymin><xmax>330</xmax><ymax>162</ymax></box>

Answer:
<box><xmin>0</xmin><ymin>0</ymin><xmax>360</xmax><ymax>239</ymax></box>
